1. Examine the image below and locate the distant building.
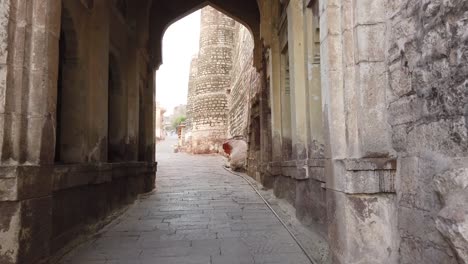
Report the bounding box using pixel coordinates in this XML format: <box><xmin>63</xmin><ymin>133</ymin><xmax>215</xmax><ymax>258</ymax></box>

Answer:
<box><xmin>155</xmin><ymin>102</ymin><xmax>166</xmax><ymax>141</ymax></box>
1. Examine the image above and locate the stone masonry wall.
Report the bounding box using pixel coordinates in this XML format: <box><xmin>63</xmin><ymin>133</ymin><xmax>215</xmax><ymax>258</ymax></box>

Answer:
<box><xmin>227</xmin><ymin>24</ymin><xmax>261</xmax><ymax>139</ymax></box>
<box><xmin>190</xmin><ymin>7</ymin><xmax>235</xmax><ymax>154</ymax></box>
<box><xmin>388</xmin><ymin>1</ymin><xmax>468</xmax><ymax>263</ymax></box>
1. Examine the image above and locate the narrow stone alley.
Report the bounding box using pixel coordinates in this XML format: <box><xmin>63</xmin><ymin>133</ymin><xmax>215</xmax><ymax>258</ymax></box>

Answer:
<box><xmin>59</xmin><ymin>137</ymin><xmax>311</xmax><ymax>264</ymax></box>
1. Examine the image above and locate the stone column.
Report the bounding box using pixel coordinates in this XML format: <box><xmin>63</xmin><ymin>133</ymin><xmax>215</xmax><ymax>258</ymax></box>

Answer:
<box><xmin>0</xmin><ymin>0</ymin><xmax>61</xmax><ymax>263</ymax></box>
<box><xmin>262</xmin><ymin>0</ymin><xmax>283</xmax><ymax>178</ymax></box>
<box><xmin>304</xmin><ymin>0</ymin><xmax>324</xmax><ymax>159</ymax></box>
<box><xmin>87</xmin><ymin>0</ymin><xmax>110</xmax><ymax>163</ymax></box>
<box><xmin>321</xmin><ymin>0</ymin><xmax>398</xmax><ymax>263</ymax></box>
<box><xmin>286</xmin><ymin>0</ymin><xmax>312</xmax><ymax>179</ymax></box>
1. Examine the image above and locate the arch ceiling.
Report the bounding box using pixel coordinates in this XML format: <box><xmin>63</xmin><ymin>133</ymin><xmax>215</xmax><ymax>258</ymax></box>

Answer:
<box><xmin>148</xmin><ymin>0</ymin><xmax>261</xmax><ymax>69</ymax></box>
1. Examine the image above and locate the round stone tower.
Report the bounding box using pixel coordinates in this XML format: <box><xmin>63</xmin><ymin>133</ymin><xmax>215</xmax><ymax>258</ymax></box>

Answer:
<box><xmin>191</xmin><ymin>6</ymin><xmax>235</xmax><ymax>154</ymax></box>
<box><xmin>186</xmin><ymin>55</ymin><xmax>198</xmax><ymax>130</ymax></box>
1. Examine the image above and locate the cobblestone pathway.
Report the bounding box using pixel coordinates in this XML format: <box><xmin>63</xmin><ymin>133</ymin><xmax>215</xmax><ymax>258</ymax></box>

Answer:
<box><xmin>60</xmin><ymin>137</ymin><xmax>310</xmax><ymax>264</ymax></box>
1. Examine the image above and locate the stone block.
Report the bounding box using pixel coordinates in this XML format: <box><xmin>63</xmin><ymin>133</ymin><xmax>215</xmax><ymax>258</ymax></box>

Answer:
<box><xmin>47</xmin><ymin>0</ymin><xmax>62</xmax><ymax>36</ymax></box>
<box><xmin>0</xmin><ymin>65</ymin><xmax>8</xmax><ymax>114</ymax></box>
<box><xmin>0</xmin><ymin>0</ymin><xmax>10</xmax><ymax>65</ymax></box>
<box><xmin>356</xmin><ymin>62</ymin><xmax>392</xmax><ymax>156</ymax></box>
<box><xmin>281</xmin><ymin>160</ymin><xmax>297</xmax><ymax>178</ymax></box>
<box><xmin>390</xmin><ymin>123</ymin><xmax>408</xmax><ymax>153</ymax></box>
<box><xmin>0</xmin><ymin>196</ymin><xmax>52</xmax><ymax>264</ymax></box>
<box><xmin>47</xmin><ymin>32</ymin><xmax>60</xmax><ymax>81</ymax></box>
<box><xmin>26</xmin><ymin>70</ymin><xmax>52</xmax><ymax>115</ymax></box>
<box><xmin>53</xmin><ymin>164</ymin><xmax>104</xmax><ymax>191</ymax></box>
<box><xmin>324</xmin><ymin>69</ymin><xmax>346</xmax><ymax>158</ymax></box>
<box><xmin>354</xmin><ymin>0</ymin><xmax>386</xmax><ymax>25</ymax></box>
<box><xmin>28</xmin><ymin>28</ymin><xmax>48</xmax><ymax>72</ymax></box>
<box><xmin>399</xmin><ymin>236</ymin><xmax>458</xmax><ymax>264</ymax></box>
<box><xmin>404</xmin><ymin>117</ymin><xmax>468</xmax><ymax>156</ymax></box>
<box><xmin>321</xmin><ymin>34</ymin><xmax>342</xmax><ymax>71</ymax></box>
<box><xmin>0</xmin><ymin>165</ymin><xmax>53</xmax><ymax>202</ymax></box>
<box><xmin>341</xmin><ymin>0</ymin><xmax>352</xmax><ymax>31</ymax></box>
<box><xmin>320</xmin><ymin>5</ymin><xmax>340</xmax><ymax>39</ymax></box>
<box><xmin>18</xmin><ymin>196</ymin><xmax>52</xmax><ymax>264</ymax></box>
<box><xmin>389</xmin><ymin>64</ymin><xmax>413</xmax><ymax>97</ymax></box>
<box><xmin>25</xmin><ymin>115</ymin><xmax>55</xmax><ymax>163</ymax></box>
<box><xmin>327</xmin><ymin>190</ymin><xmax>398</xmax><ymax>264</ymax></box>
<box><xmin>267</xmin><ymin>161</ymin><xmax>281</xmax><ymax>176</ymax></box>
<box><xmin>398</xmin><ymin>156</ymin><xmax>447</xmax><ymax>211</ymax></box>
<box><xmin>31</xmin><ymin>0</ymin><xmax>48</xmax><ymax>28</ymax></box>
<box><xmin>0</xmin><ymin>113</ymin><xmax>23</xmax><ymax>163</ymax></box>
<box><xmin>355</xmin><ymin>24</ymin><xmax>386</xmax><ymax>63</ymax></box>
<box><xmin>308</xmin><ymin>166</ymin><xmax>325</xmax><ymax>182</ymax></box>
<box><xmin>17</xmin><ymin>166</ymin><xmax>53</xmax><ymax>200</ymax></box>
<box><xmin>388</xmin><ymin>95</ymin><xmax>423</xmax><ymax>125</ymax></box>
<box><xmin>273</xmin><ymin>175</ymin><xmax>296</xmax><ymax>207</ymax></box>
<box><xmin>398</xmin><ymin>206</ymin><xmax>447</xmax><ymax>247</ymax></box>
<box><xmin>387</xmin><ymin>0</ymin><xmax>405</xmax><ymax>18</ymax></box>
<box><xmin>4</xmin><ymin>66</ymin><xmax>24</xmax><ymax>114</ymax></box>
<box><xmin>295</xmin><ymin>160</ymin><xmax>309</xmax><ymax>180</ymax></box>
<box><xmin>434</xmin><ymin>168</ymin><xmax>468</xmax><ymax>264</ymax></box>
<box><xmin>0</xmin><ymin>201</ymin><xmax>20</xmax><ymax>264</ymax></box>
<box><xmin>342</xmin><ymin>30</ymin><xmax>354</xmax><ymax>67</ymax></box>
<box><xmin>296</xmin><ymin>179</ymin><xmax>327</xmax><ymax>226</ymax></box>
<box><xmin>327</xmin><ymin>158</ymin><xmax>396</xmax><ymax>194</ymax></box>
<box><xmin>9</xmin><ymin>21</ymin><xmax>26</xmax><ymax>69</ymax></box>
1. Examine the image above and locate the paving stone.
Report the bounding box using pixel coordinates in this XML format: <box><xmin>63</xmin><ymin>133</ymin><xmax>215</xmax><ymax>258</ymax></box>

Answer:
<box><xmin>254</xmin><ymin>253</ymin><xmax>311</xmax><ymax>264</ymax></box>
<box><xmin>58</xmin><ymin>139</ymin><xmax>310</xmax><ymax>264</ymax></box>
<box><xmin>212</xmin><ymin>255</ymin><xmax>255</xmax><ymax>264</ymax></box>
<box><xmin>140</xmin><ymin>255</ymin><xmax>211</xmax><ymax>264</ymax></box>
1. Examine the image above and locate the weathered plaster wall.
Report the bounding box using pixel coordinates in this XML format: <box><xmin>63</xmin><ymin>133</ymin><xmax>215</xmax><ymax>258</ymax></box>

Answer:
<box><xmin>388</xmin><ymin>1</ymin><xmax>468</xmax><ymax>263</ymax></box>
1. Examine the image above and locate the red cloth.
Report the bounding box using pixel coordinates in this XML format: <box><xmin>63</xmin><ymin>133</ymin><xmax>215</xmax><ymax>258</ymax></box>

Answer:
<box><xmin>223</xmin><ymin>142</ymin><xmax>232</xmax><ymax>155</ymax></box>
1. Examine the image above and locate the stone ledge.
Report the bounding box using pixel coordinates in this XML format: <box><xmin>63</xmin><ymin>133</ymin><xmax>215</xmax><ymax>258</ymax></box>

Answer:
<box><xmin>267</xmin><ymin>161</ymin><xmax>282</xmax><ymax>176</ymax></box>
<box><xmin>281</xmin><ymin>161</ymin><xmax>297</xmax><ymax>179</ymax></box>
<box><xmin>0</xmin><ymin>162</ymin><xmax>157</xmax><ymax>201</ymax></box>
<box><xmin>53</xmin><ymin>162</ymin><xmax>157</xmax><ymax>191</ymax></box>
<box><xmin>268</xmin><ymin>159</ymin><xmax>326</xmax><ymax>182</ymax></box>
<box><xmin>0</xmin><ymin>166</ymin><xmax>53</xmax><ymax>202</ymax></box>
<box><xmin>297</xmin><ymin>159</ymin><xmax>327</xmax><ymax>181</ymax></box>
<box><xmin>307</xmin><ymin>158</ymin><xmax>326</xmax><ymax>167</ymax></box>
<box><xmin>327</xmin><ymin>158</ymin><xmax>397</xmax><ymax>194</ymax></box>
<box><xmin>343</xmin><ymin>158</ymin><xmax>397</xmax><ymax>171</ymax></box>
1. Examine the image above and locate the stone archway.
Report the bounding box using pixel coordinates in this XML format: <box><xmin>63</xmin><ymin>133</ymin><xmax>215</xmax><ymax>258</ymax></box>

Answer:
<box><xmin>148</xmin><ymin>0</ymin><xmax>262</xmax><ymax>70</ymax></box>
